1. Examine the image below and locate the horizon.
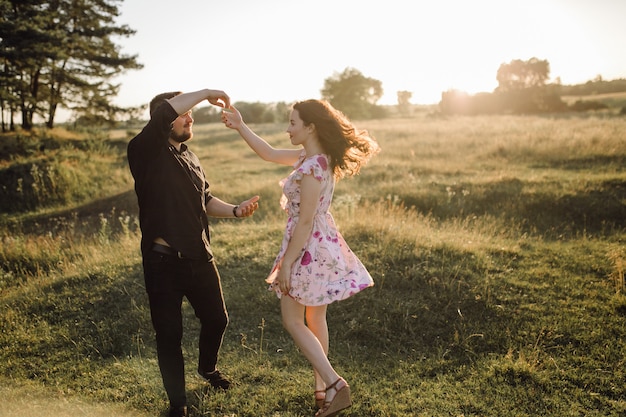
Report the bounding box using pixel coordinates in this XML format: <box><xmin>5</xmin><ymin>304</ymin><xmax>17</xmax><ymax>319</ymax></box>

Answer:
<box><xmin>38</xmin><ymin>0</ymin><xmax>626</xmax><ymax>123</ymax></box>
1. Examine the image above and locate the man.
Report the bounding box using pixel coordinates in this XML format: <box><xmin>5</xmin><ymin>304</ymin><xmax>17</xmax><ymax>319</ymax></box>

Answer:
<box><xmin>127</xmin><ymin>89</ymin><xmax>259</xmax><ymax>417</ymax></box>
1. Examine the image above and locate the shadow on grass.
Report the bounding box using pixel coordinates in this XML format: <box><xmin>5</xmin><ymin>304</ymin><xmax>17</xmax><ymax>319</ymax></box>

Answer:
<box><xmin>1</xmin><ymin>264</ymin><xmax>149</xmax><ymax>377</ymax></box>
<box><xmin>2</xmin><ymin>189</ymin><xmax>139</xmax><ymax>236</ymax></box>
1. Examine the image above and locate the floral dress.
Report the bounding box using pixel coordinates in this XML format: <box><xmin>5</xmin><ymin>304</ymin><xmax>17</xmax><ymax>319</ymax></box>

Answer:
<box><xmin>266</xmin><ymin>152</ymin><xmax>374</xmax><ymax>306</ymax></box>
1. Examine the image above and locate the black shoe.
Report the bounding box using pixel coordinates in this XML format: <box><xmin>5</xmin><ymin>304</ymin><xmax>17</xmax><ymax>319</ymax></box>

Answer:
<box><xmin>198</xmin><ymin>368</ymin><xmax>232</xmax><ymax>390</ymax></box>
<box><xmin>168</xmin><ymin>405</ymin><xmax>188</xmax><ymax>417</ymax></box>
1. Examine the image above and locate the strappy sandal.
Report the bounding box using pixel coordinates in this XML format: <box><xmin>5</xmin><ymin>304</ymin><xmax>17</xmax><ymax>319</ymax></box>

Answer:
<box><xmin>315</xmin><ymin>378</ymin><xmax>351</xmax><ymax>417</ymax></box>
<box><xmin>314</xmin><ymin>390</ymin><xmax>326</xmax><ymax>408</ymax></box>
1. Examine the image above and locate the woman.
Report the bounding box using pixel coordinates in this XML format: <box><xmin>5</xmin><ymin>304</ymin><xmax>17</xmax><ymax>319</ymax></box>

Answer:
<box><xmin>222</xmin><ymin>99</ymin><xmax>379</xmax><ymax>416</ymax></box>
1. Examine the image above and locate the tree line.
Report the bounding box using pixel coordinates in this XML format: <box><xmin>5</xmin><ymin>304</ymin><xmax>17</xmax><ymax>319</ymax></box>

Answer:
<box><xmin>188</xmin><ymin>67</ymin><xmax>389</xmax><ymax>126</ymax></box>
<box><xmin>188</xmin><ymin>62</ymin><xmax>626</xmax><ymax>124</ymax></box>
<box><xmin>201</xmin><ymin>61</ymin><xmax>626</xmax><ymax>124</ymax></box>
<box><xmin>440</xmin><ymin>57</ymin><xmax>626</xmax><ymax>115</ymax></box>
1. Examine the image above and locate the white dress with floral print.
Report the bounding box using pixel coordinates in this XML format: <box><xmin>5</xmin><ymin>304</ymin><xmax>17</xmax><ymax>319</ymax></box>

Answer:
<box><xmin>266</xmin><ymin>152</ymin><xmax>374</xmax><ymax>306</ymax></box>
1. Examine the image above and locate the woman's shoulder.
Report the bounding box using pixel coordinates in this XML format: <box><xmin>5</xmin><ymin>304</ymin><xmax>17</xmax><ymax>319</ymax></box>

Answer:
<box><xmin>295</xmin><ymin>154</ymin><xmax>330</xmax><ymax>181</ymax></box>
<box><xmin>300</xmin><ymin>153</ymin><xmax>329</xmax><ymax>170</ymax></box>
<box><xmin>301</xmin><ymin>153</ymin><xmax>329</xmax><ymax>164</ymax></box>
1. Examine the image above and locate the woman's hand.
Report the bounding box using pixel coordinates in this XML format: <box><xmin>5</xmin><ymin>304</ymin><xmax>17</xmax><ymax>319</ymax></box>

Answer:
<box><xmin>276</xmin><ymin>261</ymin><xmax>292</xmax><ymax>295</ymax></box>
<box><xmin>221</xmin><ymin>106</ymin><xmax>243</xmax><ymax>129</ymax></box>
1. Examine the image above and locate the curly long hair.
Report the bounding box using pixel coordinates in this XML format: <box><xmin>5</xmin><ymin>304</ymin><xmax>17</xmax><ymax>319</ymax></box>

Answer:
<box><xmin>293</xmin><ymin>99</ymin><xmax>380</xmax><ymax>179</ymax></box>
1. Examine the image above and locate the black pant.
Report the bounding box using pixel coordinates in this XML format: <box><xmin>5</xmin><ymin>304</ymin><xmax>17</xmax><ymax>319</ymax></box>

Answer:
<box><xmin>144</xmin><ymin>250</ymin><xmax>228</xmax><ymax>408</ymax></box>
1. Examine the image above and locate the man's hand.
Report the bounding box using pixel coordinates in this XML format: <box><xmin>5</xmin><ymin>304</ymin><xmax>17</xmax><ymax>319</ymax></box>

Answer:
<box><xmin>206</xmin><ymin>89</ymin><xmax>230</xmax><ymax>108</ymax></box>
<box><xmin>236</xmin><ymin>195</ymin><xmax>260</xmax><ymax>217</ymax></box>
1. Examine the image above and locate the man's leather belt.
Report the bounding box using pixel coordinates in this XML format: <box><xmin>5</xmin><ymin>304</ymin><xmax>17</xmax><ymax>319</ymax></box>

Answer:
<box><xmin>152</xmin><ymin>243</ymin><xmax>185</xmax><ymax>259</ymax></box>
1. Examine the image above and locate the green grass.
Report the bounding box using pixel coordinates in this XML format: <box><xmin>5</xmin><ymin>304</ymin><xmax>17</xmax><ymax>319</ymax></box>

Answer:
<box><xmin>1</xmin><ymin>113</ymin><xmax>626</xmax><ymax>416</ymax></box>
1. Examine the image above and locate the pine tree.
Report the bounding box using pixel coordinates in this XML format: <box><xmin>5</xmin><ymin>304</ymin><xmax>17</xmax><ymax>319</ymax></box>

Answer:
<box><xmin>0</xmin><ymin>0</ymin><xmax>142</xmax><ymax>130</ymax></box>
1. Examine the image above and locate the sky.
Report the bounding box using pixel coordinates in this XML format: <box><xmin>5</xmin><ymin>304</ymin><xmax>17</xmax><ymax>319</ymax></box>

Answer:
<box><xmin>110</xmin><ymin>0</ymin><xmax>626</xmax><ymax>114</ymax></box>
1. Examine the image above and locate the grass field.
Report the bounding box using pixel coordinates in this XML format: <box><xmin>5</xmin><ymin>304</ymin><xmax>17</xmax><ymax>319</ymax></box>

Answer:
<box><xmin>1</xmin><ymin>112</ymin><xmax>625</xmax><ymax>416</ymax></box>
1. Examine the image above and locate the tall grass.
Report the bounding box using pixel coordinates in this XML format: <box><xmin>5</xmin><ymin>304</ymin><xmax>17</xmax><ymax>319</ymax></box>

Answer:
<box><xmin>1</xmin><ymin>113</ymin><xmax>625</xmax><ymax>416</ymax></box>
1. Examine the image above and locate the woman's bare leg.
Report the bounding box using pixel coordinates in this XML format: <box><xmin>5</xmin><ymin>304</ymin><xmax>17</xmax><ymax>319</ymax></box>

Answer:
<box><xmin>281</xmin><ymin>297</ymin><xmax>339</xmax><ymax>386</ymax></box>
<box><xmin>305</xmin><ymin>304</ymin><xmax>329</xmax><ymax>393</ymax></box>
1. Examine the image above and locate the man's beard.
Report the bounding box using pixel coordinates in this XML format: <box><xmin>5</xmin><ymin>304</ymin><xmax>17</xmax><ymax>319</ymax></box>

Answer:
<box><xmin>170</xmin><ymin>129</ymin><xmax>192</xmax><ymax>143</ymax></box>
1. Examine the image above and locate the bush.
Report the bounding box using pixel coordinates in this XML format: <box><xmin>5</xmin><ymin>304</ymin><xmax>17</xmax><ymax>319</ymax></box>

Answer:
<box><xmin>0</xmin><ymin>160</ymin><xmax>80</xmax><ymax>212</ymax></box>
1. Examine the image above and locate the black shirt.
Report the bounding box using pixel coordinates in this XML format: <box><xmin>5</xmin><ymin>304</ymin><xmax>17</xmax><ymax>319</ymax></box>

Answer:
<box><xmin>127</xmin><ymin>102</ymin><xmax>213</xmax><ymax>261</ymax></box>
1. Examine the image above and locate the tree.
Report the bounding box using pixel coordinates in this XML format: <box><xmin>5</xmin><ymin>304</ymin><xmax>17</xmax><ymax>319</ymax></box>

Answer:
<box><xmin>233</xmin><ymin>101</ymin><xmax>274</xmax><ymax>124</ymax></box>
<box><xmin>494</xmin><ymin>57</ymin><xmax>564</xmax><ymax>113</ymax></box>
<box><xmin>397</xmin><ymin>90</ymin><xmax>412</xmax><ymax>116</ymax></box>
<box><xmin>440</xmin><ymin>57</ymin><xmax>567</xmax><ymax>115</ymax></box>
<box><xmin>321</xmin><ymin>67</ymin><xmax>384</xmax><ymax>119</ymax></box>
<box><xmin>0</xmin><ymin>0</ymin><xmax>142</xmax><ymax>130</ymax></box>
<box><xmin>0</xmin><ymin>0</ymin><xmax>53</xmax><ymax>130</ymax></box>
<box><xmin>496</xmin><ymin>57</ymin><xmax>549</xmax><ymax>92</ymax></box>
